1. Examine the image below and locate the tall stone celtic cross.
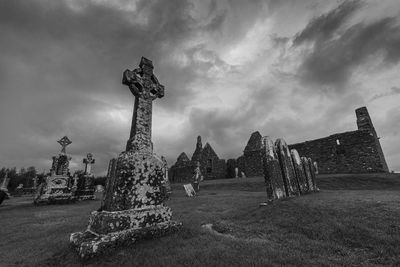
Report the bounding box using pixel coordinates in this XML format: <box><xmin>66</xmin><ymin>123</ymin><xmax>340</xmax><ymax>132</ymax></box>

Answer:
<box><xmin>57</xmin><ymin>136</ymin><xmax>72</xmax><ymax>154</ymax></box>
<box><xmin>122</xmin><ymin>57</ymin><xmax>165</xmax><ymax>153</ymax></box>
<box><xmin>83</xmin><ymin>153</ymin><xmax>95</xmax><ymax>175</ymax></box>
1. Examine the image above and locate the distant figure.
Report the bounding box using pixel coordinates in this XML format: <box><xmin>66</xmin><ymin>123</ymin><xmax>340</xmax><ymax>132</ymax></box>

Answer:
<box><xmin>235</xmin><ymin>167</ymin><xmax>239</xmax><ymax>178</ymax></box>
<box><xmin>192</xmin><ymin>161</ymin><xmax>203</xmax><ymax>192</ymax></box>
<box><xmin>241</xmin><ymin>171</ymin><xmax>246</xmax><ymax>178</ymax></box>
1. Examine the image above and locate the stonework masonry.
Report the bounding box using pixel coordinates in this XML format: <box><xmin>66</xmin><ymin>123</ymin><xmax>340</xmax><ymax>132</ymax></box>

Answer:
<box><xmin>169</xmin><ymin>136</ymin><xmax>227</xmax><ymax>182</ymax></box>
<box><xmin>243</xmin><ymin>131</ymin><xmax>264</xmax><ymax>177</ymax></box>
<box><xmin>239</xmin><ymin>107</ymin><xmax>388</xmax><ymax>177</ymax></box>
<box><xmin>289</xmin><ymin>107</ymin><xmax>389</xmax><ymax>174</ymax></box>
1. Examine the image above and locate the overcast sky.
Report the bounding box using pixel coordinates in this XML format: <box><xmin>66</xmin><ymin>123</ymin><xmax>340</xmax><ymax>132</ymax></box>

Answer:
<box><xmin>1</xmin><ymin>0</ymin><xmax>400</xmax><ymax>175</ymax></box>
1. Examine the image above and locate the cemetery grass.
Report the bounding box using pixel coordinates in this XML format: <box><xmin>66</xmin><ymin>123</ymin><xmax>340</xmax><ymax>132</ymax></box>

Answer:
<box><xmin>0</xmin><ymin>174</ymin><xmax>399</xmax><ymax>266</ymax></box>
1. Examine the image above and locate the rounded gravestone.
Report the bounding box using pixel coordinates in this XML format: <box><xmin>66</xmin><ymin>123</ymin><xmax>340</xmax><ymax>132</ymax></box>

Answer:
<box><xmin>275</xmin><ymin>138</ymin><xmax>300</xmax><ymax>196</ymax></box>
<box><xmin>308</xmin><ymin>158</ymin><xmax>317</xmax><ymax>191</ymax></box>
<box><xmin>290</xmin><ymin>149</ymin><xmax>308</xmax><ymax>194</ymax></box>
<box><xmin>261</xmin><ymin>136</ymin><xmax>286</xmax><ymax>200</ymax></box>
<box><xmin>301</xmin><ymin>157</ymin><xmax>313</xmax><ymax>191</ymax></box>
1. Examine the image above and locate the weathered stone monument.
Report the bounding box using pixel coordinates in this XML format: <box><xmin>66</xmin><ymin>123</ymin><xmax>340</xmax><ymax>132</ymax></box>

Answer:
<box><xmin>34</xmin><ymin>136</ymin><xmax>74</xmax><ymax>204</ymax></box>
<box><xmin>70</xmin><ymin>57</ymin><xmax>181</xmax><ymax>259</ymax></box>
<box><xmin>75</xmin><ymin>153</ymin><xmax>96</xmax><ymax>200</ymax></box>
<box><xmin>261</xmin><ymin>136</ymin><xmax>286</xmax><ymax>201</ymax></box>
<box><xmin>275</xmin><ymin>138</ymin><xmax>300</xmax><ymax>196</ymax></box>
<box><xmin>192</xmin><ymin>161</ymin><xmax>203</xmax><ymax>192</ymax></box>
<box><xmin>308</xmin><ymin>158</ymin><xmax>318</xmax><ymax>191</ymax></box>
<box><xmin>0</xmin><ymin>171</ymin><xmax>11</xmax><ymax>205</ymax></box>
<box><xmin>301</xmin><ymin>156</ymin><xmax>314</xmax><ymax>191</ymax></box>
<box><xmin>245</xmin><ymin>132</ymin><xmax>319</xmax><ymax>203</ymax></box>
<box><xmin>290</xmin><ymin>149</ymin><xmax>309</xmax><ymax>194</ymax></box>
<box><xmin>183</xmin><ymin>183</ymin><xmax>196</xmax><ymax>197</ymax></box>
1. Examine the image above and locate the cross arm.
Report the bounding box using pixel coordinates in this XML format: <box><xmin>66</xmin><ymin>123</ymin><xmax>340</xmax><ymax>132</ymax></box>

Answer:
<box><xmin>122</xmin><ymin>68</ymin><xmax>142</xmax><ymax>97</ymax></box>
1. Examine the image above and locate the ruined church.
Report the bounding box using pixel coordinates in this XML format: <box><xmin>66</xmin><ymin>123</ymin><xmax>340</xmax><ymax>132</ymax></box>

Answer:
<box><xmin>235</xmin><ymin>107</ymin><xmax>389</xmax><ymax>176</ymax></box>
<box><xmin>290</xmin><ymin>107</ymin><xmax>388</xmax><ymax>174</ymax></box>
<box><xmin>169</xmin><ymin>136</ymin><xmax>227</xmax><ymax>182</ymax></box>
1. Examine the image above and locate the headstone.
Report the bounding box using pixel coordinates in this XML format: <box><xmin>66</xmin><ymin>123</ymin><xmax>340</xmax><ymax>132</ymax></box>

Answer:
<box><xmin>261</xmin><ymin>136</ymin><xmax>286</xmax><ymax>200</ymax></box>
<box><xmin>275</xmin><ymin>138</ymin><xmax>300</xmax><ymax>197</ymax></box>
<box><xmin>34</xmin><ymin>136</ymin><xmax>74</xmax><ymax>204</ymax></box>
<box><xmin>313</xmin><ymin>161</ymin><xmax>319</xmax><ymax>174</ymax></box>
<box><xmin>72</xmin><ymin>174</ymin><xmax>79</xmax><ymax>191</ymax></box>
<box><xmin>183</xmin><ymin>183</ymin><xmax>196</xmax><ymax>197</ymax></box>
<box><xmin>301</xmin><ymin>157</ymin><xmax>314</xmax><ymax>191</ymax></box>
<box><xmin>70</xmin><ymin>57</ymin><xmax>182</xmax><ymax>259</ymax></box>
<box><xmin>33</xmin><ymin>176</ymin><xmax>38</xmax><ymax>190</ymax></box>
<box><xmin>235</xmin><ymin>167</ymin><xmax>239</xmax><ymax>178</ymax></box>
<box><xmin>14</xmin><ymin>183</ymin><xmax>24</xmax><ymax>197</ymax></box>
<box><xmin>161</xmin><ymin>156</ymin><xmax>172</xmax><ymax>197</ymax></box>
<box><xmin>290</xmin><ymin>149</ymin><xmax>308</xmax><ymax>194</ymax></box>
<box><xmin>95</xmin><ymin>185</ymin><xmax>104</xmax><ymax>193</ymax></box>
<box><xmin>0</xmin><ymin>171</ymin><xmax>11</xmax><ymax>205</ymax></box>
<box><xmin>308</xmin><ymin>158</ymin><xmax>318</xmax><ymax>191</ymax></box>
<box><xmin>75</xmin><ymin>153</ymin><xmax>96</xmax><ymax>200</ymax></box>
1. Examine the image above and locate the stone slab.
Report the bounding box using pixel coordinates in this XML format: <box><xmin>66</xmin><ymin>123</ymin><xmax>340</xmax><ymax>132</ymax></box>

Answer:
<box><xmin>88</xmin><ymin>205</ymin><xmax>172</xmax><ymax>235</ymax></box>
<box><xmin>275</xmin><ymin>138</ymin><xmax>300</xmax><ymax>197</ymax></box>
<box><xmin>70</xmin><ymin>221</ymin><xmax>182</xmax><ymax>260</ymax></box>
<box><xmin>261</xmin><ymin>136</ymin><xmax>286</xmax><ymax>200</ymax></box>
<box><xmin>290</xmin><ymin>149</ymin><xmax>308</xmax><ymax>194</ymax></box>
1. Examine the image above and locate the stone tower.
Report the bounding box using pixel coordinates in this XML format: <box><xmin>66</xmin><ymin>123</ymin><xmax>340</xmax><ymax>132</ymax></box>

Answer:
<box><xmin>191</xmin><ymin>136</ymin><xmax>203</xmax><ymax>162</ymax></box>
<box><xmin>355</xmin><ymin>107</ymin><xmax>389</xmax><ymax>172</ymax></box>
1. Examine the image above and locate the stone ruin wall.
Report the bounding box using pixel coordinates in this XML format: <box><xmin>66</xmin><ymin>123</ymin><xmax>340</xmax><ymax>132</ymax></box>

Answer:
<box><xmin>199</xmin><ymin>144</ymin><xmax>226</xmax><ymax>180</ymax></box>
<box><xmin>243</xmin><ymin>150</ymin><xmax>263</xmax><ymax>177</ymax></box>
<box><xmin>169</xmin><ymin>138</ymin><xmax>227</xmax><ymax>182</ymax></box>
<box><xmin>236</xmin><ymin>107</ymin><xmax>389</xmax><ymax>177</ymax></box>
<box><xmin>289</xmin><ymin>130</ymin><xmax>386</xmax><ymax>174</ymax></box>
<box><xmin>169</xmin><ymin>163</ymin><xmax>194</xmax><ymax>183</ymax></box>
<box><xmin>289</xmin><ymin>106</ymin><xmax>389</xmax><ymax>174</ymax></box>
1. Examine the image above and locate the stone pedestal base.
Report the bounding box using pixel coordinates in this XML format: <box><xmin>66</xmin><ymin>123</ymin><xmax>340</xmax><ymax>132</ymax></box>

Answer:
<box><xmin>34</xmin><ymin>175</ymin><xmax>75</xmax><ymax>205</ymax></box>
<box><xmin>70</xmin><ymin>205</ymin><xmax>182</xmax><ymax>259</ymax></box>
<box><xmin>75</xmin><ymin>189</ymin><xmax>96</xmax><ymax>201</ymax></box>
<box><xmin>34</xmin><ymin>187</ymin><xmax>75</xmax><ymax>205</ymax></box>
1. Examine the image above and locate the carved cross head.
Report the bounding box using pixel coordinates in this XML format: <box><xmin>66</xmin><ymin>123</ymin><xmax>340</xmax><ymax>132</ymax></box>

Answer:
<box><xmin>83</xmin><ymin>153</ymin><xmax>95</xmax><ymax>165</ymax></box>
<box><xmin>122</xmin><ymin>57</ymin><xmax>164</xmax><ymax>100</ymax></box>
<box><xmin>57</xmin><ymin>136</ymin><xmax>72</xmax><ymax>153</ymax></box>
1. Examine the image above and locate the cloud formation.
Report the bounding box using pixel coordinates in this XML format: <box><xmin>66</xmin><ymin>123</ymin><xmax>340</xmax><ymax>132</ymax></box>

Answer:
<box><xmin>293</xmin><ymin>0</ymin><xmax>400</xmax><ymax>91</ymax></box>
<box><xmin>0</xmin><ymin>0</ymin><xmax>400</xmax><ymax>174</ymax></box>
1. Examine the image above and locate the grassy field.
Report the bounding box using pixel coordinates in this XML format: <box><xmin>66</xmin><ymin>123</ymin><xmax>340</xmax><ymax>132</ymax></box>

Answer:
<box><xmin>1</xmin><ymin>173</ymin><xmax>400</xmax><ymax>266</ymax></box>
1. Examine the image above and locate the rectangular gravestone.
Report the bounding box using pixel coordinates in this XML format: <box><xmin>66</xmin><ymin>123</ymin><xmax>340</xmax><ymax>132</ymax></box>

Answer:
<box><xmin>261</xmin><ymin>136</ymin><xmax>286</xmax><ymax>200</ymax></box>
<box><xmin>275</xmin><ymin>138</ymin><xmax>300</xmax><ymax>197</ymax></box>
<box><xmin>183</xmin><ymin>184</ymin><xmax>196</xmax><ymax>197</ymax></box>
<box><xmin>290</xmin><ymin>149</ymin><xmax>309</xmax><ymax>194</ymax></box>
<box><xmin>308</xmin><ymin>158</ymin><xmax>318</xmax><ymax>191</ymax></box>
<box><xmin>301</xmin><ymin>156</ymin><xmax>314</xmax><ymax>191</ymax></box>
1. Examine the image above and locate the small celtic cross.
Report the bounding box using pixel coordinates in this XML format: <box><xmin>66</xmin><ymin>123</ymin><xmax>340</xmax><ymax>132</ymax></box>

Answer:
<box><xmin>57</xmin><ymin>136</ymin><xmax>72</xmax><ymax>153</ymax></box>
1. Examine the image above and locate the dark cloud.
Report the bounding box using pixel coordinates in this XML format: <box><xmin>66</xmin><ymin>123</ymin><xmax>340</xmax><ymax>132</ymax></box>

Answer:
<box><xmin>293</xmin><ymin>0</ymin><xmax>362</xmax><ymax>45</ymax></box>
<box><xmin>0</xmin><ymin>0</ymin><xmax>399</xmax><ymax>174</ymax></box>
<box><xmin>0</xmin><ymin>0</ymin><xmax>224</xmax><ymax>174</ymax></box>
<box><xmin>294</xmin><ymin>1</ymin><xmax>400</xmax><ymax>91</ymax></box>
